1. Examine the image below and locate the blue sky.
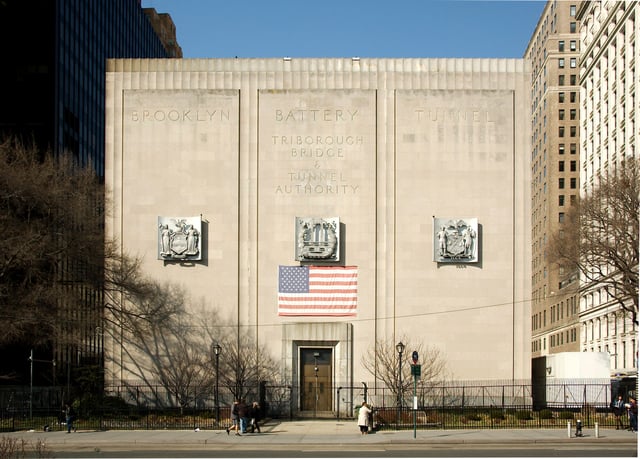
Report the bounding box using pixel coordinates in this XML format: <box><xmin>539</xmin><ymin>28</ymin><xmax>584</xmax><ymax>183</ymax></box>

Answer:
<box><xmin>142</xmin><ymin>0</ymin><xmax>546</xmax><ymax>59</ymax></box>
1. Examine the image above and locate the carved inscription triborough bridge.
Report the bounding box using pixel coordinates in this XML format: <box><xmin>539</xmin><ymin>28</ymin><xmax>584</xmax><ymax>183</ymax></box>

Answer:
<box><xmin>271</xmin><ymin>105</ymin><xmax>365</xmax><ymax>196</ymax></box>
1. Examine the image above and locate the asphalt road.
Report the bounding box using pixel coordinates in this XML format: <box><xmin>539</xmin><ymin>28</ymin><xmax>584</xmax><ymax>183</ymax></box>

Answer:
<box><xmin>44</xmin><ymin>444</ymin><xmax>638</xmax><ymax>458</ymax></box>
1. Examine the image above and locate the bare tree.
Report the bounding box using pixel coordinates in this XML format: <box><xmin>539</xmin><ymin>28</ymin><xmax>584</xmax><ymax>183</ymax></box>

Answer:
<box><xmin>361</xmin><ymin>336</ymin><xmax>447</xmax><ymax>404</ymax></box>
<box><xmin>0</xmin><ymin>138</ymin><xmax>181</xmax><ymax>386</ymax></box>
<box><xmin>202</xmin><ymin>324</ymin><xmax>281</xmax><ymax>402</ymax></box>
<box><xmin>0</xmin><ymin>138</ymin><xmax>107</xmax><ymax>348</ymax></box>
<box><xmin>547</xmin><ymin>158</ymin><xmax>639</xmax><ymax>325</ymax></box>
<box><xmin>109</xmin><ymin>287</ymin><xmax>282</xmax><ymax>408</ymax></box>
<box><xmin>110</xmin><ymin>283</ymin><xmax>214</xmax><ymax>411</ymax></box>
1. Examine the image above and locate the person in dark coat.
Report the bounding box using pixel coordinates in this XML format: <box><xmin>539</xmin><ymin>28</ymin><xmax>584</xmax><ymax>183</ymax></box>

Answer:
<box><xmin>249</xmin><ymin>402</ymin><xmax>261</xmax><ymax>433</ymax></box>
<box><xmin>237</xmin><ymin>399</ymin><xmax>249</xmax><ymax>434</ymax></box>
<box><xmin>613</xmin><ymin>395</ymin><xmax>626</xmax><ymax>429</ymax></box>
<box><xmin>226</xmin><ymin>400</ymin><xmax>240</xmax><ymax>435</ymax></box>
<box><xmin>64</xmin><ymin>403</ymin><xmax>77</xmax><ymax>433</ymax></box>
<box><xmin>626</xmin><ymin>397</ymin><xmax>638</xmax><ymax>432</ymax></box>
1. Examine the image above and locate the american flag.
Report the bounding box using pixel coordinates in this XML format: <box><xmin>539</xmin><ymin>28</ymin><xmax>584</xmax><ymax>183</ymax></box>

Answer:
<box><xmin>278</xmin><ymin>265</ymin><xmax>358</xmax><ymax>316</ymax></box>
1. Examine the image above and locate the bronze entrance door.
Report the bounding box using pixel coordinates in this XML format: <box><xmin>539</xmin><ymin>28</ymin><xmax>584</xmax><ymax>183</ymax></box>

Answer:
<box><xmin>300</xmin><ymin>348</ymin><xmax>332</xmax><ymax>412</ymax></box>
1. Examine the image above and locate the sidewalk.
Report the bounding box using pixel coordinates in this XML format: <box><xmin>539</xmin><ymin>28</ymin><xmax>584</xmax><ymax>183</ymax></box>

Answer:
<box><xmin>2</xmin><ymin>420</ymin><xmax>637</xmax><ymax>450</ymax></box>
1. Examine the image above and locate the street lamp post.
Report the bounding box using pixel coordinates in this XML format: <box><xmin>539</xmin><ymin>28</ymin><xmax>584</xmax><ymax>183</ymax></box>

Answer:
<box><xmin>313</xmin><ymin>352</ymin><xmax>320</xmax><ymax>418</ymax></box>
<box><xmin>29</xmin><ymin>350</ymin><xmax>33</xmax><ymax>420</ymax></box>
<box><xmin>29</xmin><ymin>350</ymin><xmax>56</xmax><ymax>420</ymax></box>
<box><xmin>396</xmin><ymin>341</ymin><xmax>405</xmax><ymax>429</ymax></box>
<box><xmin>212</xmin><ymin>343</ymin><xmax>221</xmax><ymax>426</ymax></box>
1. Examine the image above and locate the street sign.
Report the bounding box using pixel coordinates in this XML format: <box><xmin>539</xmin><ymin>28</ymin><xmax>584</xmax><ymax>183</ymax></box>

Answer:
<box><xmin>410</xmin><ymin>361</ymin><xmax>421</xmax><ymax>439</ymax></box>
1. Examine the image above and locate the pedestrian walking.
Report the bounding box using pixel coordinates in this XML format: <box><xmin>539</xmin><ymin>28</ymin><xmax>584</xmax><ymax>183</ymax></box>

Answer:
<box><xmin>613</xmin><ymin>395</ymin><xmax>626</xmax><ymax>430</ymax></box>
<box><xmin>63</xmin><ymin>403</ymin><xmax>77</xmax><ymax>433</ymax></box>
<box><xmin>249</xmin><ymin>402</ymin><xmax>261</xmax><ymax>433</ymax></box>
<box><xmin>626</xmin><ymin>397</ymin><xmax>637</xmax><ymax>432</ymax></box>
<box><xmin>357</xmin><ymin>401</ymin><xmax>372</xmax><ymax>435</ymax></box>
<box><xmin>237</xmin><ymin>399</ymin><xmax>249</xmax><ymax>434</ymax></box>
<box><xmin>226</xmin><ymin>400</ymin><xmax>241</xmax><ymax>436</ymax></box>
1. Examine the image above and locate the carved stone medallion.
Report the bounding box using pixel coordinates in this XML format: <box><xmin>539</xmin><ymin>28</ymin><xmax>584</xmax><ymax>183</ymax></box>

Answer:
<box><xmin>433</xmin><ymin>217</ymin><xmax>478</xmax><ymax>263</ymax></box>
<box><xmin>295</xmin><ymin>217</ymin><xmax>339</xmax><ymax>262</ymax></box>
<box><xmin>158</xmin><ymin>216</ymin><xmax>202</xmax><ymax>261</ymax></box>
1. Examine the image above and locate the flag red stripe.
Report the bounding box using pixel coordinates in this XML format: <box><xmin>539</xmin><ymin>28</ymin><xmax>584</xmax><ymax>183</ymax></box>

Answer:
<box><xmin>278</xmin><ymin>265</ymin><xmax>357</xmax><ymax>317</ymax></box>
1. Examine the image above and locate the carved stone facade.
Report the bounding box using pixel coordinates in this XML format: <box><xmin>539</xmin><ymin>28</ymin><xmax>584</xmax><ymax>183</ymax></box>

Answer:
<box><xmin>105</xmin><ymin>58</ymin><xmax>532</xmax><ymax>399</ymax></box>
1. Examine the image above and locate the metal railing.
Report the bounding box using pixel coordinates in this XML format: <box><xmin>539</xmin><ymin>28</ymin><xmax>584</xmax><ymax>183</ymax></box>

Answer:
<box><xmin>0</xmin><ymin>379</ymin><xmax>633</xmax><ymax>432</ymax></box>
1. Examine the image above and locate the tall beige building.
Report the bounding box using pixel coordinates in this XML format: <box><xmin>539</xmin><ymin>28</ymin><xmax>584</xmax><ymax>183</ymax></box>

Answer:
<box><xmin>526</xmin><ymin>1</ymin><xmax>583</xmax><ymax>361</ymax></box>
<box><xmin>577</xmin><ymin>1</ymin><xmax>638</xmax><ymax>379</ymax></box>
<box><xmin>104</xmin><ymin>58</ymin><xmax>532</xmax><ymax>411</ymax></box>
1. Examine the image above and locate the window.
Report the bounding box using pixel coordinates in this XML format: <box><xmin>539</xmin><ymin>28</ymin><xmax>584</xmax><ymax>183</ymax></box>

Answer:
<box><xmin>559</xmin><ymin>109</ymin><xmax>565</xmax><ymax>120</ymax></box>
<box><xmin>570</xmin><ymin>92</ymin><xmax>577</xmax><ymax>102</ymax></box>
<box><xmin>570</xmin><ymin>126</ymin><xmax>577</xmax><ymax>137</ymax></box>
<box><xmin>570</xmin><ymin>58</ymin><xmax>577</xmax><ymax>68</ymax></box>
<box><xmin>570</xmin><ymin>143</ymin><xmax>577</xmax><ymax>154</ymax></box>
<box><xmin>570</xmin><ymin>5</ymin><xmax>576</xmax><ymax>16</ymax></box>
<box><xmin>570</xmin><ymin>22</ymin><xmax>576</xmax><ymax>33</ymax></box>
<box><xmin>570</xmin><ymin>177</ymin><xmax>577</xmax><ymax>189</ymax></box>
<box><xmin>570</xmin><ymin>40</ymin><xmax>577</xmax><ymax>51</ymax></box>
<box><xmin>559</xmin><ymin>74</ymin><xmax>565</xmax><ymax>85</ymax></box>
<box><xmin>559</xmin><ymin>195</ymin><xmax>565</xmax><ymax>206</ymax></box>
<box><xmin>570</xmin><ymin>109</ymin><xmax>577</xmax><ymax>120</ymax></box>
<box><xmin>559</xmin><ymin>161</ymin><xmax>565</xmax><ymax>172</ymax></box>
<box><xmin>559</xmin><ymin>212</ymin><xmax>565</xmax><ymax>223</ymax></box>
<box><xmin>559</xmin><ymin>40</ymin><xmax>565</xmax><ymax>52</ymax></box>
<box><xmin>559</xmin><ymin>143</ymin><xmax>565</xmax><ymax>154</ymax></box>
<box><xmin>570</xmin><ymin>195</ymin><xmax>577</xmax><ymax>205</ymax></box>
<box><xmin>559</xmin><ymin>58</ymin><xmax>565</xmax><ymax>68</ymax></box>
<box><xmin>570</xmin><ymin>160</ymin><xmax>577</xmax><ymax>171</ymax></box>
<box><xmin>559</xmin><ymin>92</ymin><xmax>565</xmax><ymax>103</ymax></box>
<box><xmin>559</xmin><ymin>178</ymin><xmax>565</xmax><ymax>189</ymax></box>
<box><xmin>570</xmin><ymin>74</ymin><xmax>577</xmax><ymax>85</ymax></box>
<box><xmin>559</xmin><ymin>126</ymin><xmax>565</xmax><ymax>137</ymax></box>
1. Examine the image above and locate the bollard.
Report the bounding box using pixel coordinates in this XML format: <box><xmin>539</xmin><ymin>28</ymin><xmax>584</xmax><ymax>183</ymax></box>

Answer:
<box><xmin>595</xmin><ymin>422</ymin><xmax>599</xmax><ymax>438</ymax></box>
<box><xmin>567</xmin><ymin>421</ymin><xmax>571</xmax><ymax>438</ymax></box>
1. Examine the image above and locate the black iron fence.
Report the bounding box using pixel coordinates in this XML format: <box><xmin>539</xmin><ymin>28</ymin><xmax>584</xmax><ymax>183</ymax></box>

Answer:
<box><xmin>0</xmin><ymin>379</ymin><xmax>634</xmax><ymax>432</ymax></box>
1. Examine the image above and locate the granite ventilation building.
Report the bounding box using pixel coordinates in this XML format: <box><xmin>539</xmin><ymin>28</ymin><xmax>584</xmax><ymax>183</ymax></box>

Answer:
<box><xmin>105</xmin><ymin>58</ymin><xmax>532</xmax><ymax>411</ymax></box>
